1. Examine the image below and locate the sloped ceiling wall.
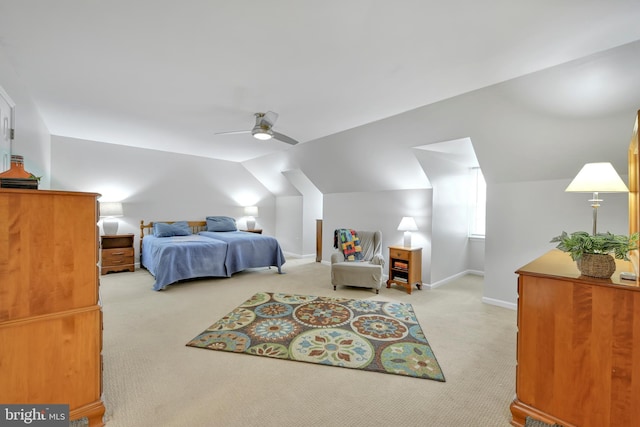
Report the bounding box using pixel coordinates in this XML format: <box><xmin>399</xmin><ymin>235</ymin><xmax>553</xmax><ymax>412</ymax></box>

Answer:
<box><xmin>242</xmin><ymin>114</ymin><xmax>432</xmax><ymax>195</ymax></box>
<box><xmin>244</xmin><ymin>41</ymin><xmax>640</xmax><ymax>193</ymax></box>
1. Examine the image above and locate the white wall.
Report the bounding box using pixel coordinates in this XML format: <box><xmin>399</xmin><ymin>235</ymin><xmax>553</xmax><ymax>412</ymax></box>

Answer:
<box><xmin>484</xmin><ymin>178</ymin><xmax>629</xmax><ymax>309</ymax></box>
<box><xmin>51</xmin><ymin>136</ymin><xmax>279</xmax><ymax>261</ymax></box>
<box><xmin>275</xmin><ymin>195</ymin><xmax>303</xmax><ymax>256</ymax></box>
<box><xmin>467</xmin><ymin>238</ymin><xmax>485</xmax><ymax>273</ymax></box>
<box><xmin>0</xmin><ymin>50</ymin><xmax>51</xmax><ymax>188</ymax></box>
<box><xmin>323</xmin><ymin>189</ymin><xmax>434</xmax><ymax>283</ymax></box>
<box><xmin>281</xmin><ymin>169</ymin><xmax>323</xmax><ymax>257</ymax></box>
<box><xmin>413</xmin><ymin>148</ymin><xmax>475</xmax><ymax>284</ymax></box>
<box><xmin>430</xmin><ymin>173</ymin><xmax>473</xmax><ymax>284</ymax></box>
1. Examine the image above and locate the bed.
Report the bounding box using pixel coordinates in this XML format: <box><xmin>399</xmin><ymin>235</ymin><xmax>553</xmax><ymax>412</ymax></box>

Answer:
<box><xmin>140</xmin><ymin>219</ymin><xmax>285</xmax><ymax>290</ymax></box>
<box><xmin>198</xmin><ymin>230</ymin><xmax>285</xmax><ymax>276</ymax></box>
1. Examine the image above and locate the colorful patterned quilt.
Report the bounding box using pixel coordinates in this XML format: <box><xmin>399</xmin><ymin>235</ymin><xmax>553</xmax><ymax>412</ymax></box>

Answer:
<box><xmin>334</xmin><ymin>228</ymin><xmax>364</xmax><ymax>261</ymax></box>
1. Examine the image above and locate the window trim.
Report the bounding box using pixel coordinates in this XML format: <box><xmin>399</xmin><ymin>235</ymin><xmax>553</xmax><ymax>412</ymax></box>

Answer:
<box><xmin>469</xmin><ymin>167</ymin><xmax>486</xmax><ymax>238</ymax></box>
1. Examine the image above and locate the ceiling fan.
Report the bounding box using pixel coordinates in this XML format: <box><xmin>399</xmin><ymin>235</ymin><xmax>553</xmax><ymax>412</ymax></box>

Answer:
<box><xmin>215</xmin><ymin>111</ymin><xmax>299</xmax><ymax>145</ymax></box>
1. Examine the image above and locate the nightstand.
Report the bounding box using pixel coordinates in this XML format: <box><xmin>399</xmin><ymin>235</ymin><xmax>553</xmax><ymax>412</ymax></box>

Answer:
<box><xmin>241</xmin><ymin>229</ymin><xmax>263</xmax><ymax>234</ymax></box>
<box><xmin>387</xmin><ymin>245</ymin><xmax>422</xmax><ymax>294</ymax></box>
<box><xmin>101</xmin><ymin>234</ymin><xmax>135</xmax><ymax>275</ymax></box>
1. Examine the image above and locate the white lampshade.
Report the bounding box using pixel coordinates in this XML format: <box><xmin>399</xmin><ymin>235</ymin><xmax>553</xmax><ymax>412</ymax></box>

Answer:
<box><xmin>565</xmin><ymin>162</ymin><xmax>628</xmax><ymax>235</ymax></box>
<box><xmin>100</xmin><ymin>202</ymin><xmax>124</xmax><ymax>217</ymax></box>
<box><xmin>565</xmin><ymin>162</ymin><xmax>628</xmax><ymax>193</ymax></box>
<box><xmin>244</xmin><ymin>206</ymin><xmax>259</xmax><ymax>217</ymax></box>
<box><xmin>397</xmin><ymin>216</ymin><xmax>418</xmax><ymax>231</ymax></box>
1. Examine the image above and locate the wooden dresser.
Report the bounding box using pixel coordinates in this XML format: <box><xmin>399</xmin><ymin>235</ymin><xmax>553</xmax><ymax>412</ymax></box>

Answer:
<box><xmin>511</xmin><ymin>249</ymin><xmax>639</xmax><ymax>427</ymax></box>
<box><xmin>0</xmin><ymin>189</ymin><xmax>105</xmax><ymax>426</ymax></box>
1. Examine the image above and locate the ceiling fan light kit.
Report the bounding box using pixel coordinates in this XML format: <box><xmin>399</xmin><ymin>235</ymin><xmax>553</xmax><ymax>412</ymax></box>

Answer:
<box><xmin>252</xmin><ymin>127</ymin><xmax>273</xmax><ymax>140</ymax></box>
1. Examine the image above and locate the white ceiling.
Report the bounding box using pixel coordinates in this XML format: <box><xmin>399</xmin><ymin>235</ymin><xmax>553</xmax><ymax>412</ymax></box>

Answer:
<box><xmin>1</xmin><ymin>1</ymin><xmax>640</xmax><ymax>162</ymax></box>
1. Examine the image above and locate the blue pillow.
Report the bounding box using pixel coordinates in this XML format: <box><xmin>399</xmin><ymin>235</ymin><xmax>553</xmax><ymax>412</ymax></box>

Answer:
<box><xmin>153</xmin><ymin>221</ymin><xmax>191</xmax><ymax>237</ymax></box>
<box><xmin>171</xmin><ymin>221</ymin><xmax>191</xmax><ymax>236</ymax></box>
<box><xmin>206</xmin><ymin>216</ymin><xmax>237</xmax><ymax>232</ymax></box>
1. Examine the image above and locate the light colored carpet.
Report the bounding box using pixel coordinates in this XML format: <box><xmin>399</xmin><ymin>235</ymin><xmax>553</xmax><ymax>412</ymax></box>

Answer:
<box><xmin>100</xmin><ymin>258</ymin><xmax>516</xmax><ymax>427</ymax></box>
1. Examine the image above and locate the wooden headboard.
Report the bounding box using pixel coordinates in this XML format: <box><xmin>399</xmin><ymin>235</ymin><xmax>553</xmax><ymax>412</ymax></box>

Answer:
<box><xmin>630</xmin><ymin>110</ymin><xmax>639</xmax><ymax>236</ymax></box>
<box><xmin>139</xmin><ymin>220</ymin><xmax>207</xmax><ymax>253</ymax></box>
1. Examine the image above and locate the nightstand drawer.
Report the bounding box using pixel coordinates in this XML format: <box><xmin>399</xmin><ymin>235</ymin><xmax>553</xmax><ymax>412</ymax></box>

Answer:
<box><xmin>389</xmin><ymin>248</ymin><xmax>409</xmax><ymax>260</ymax></box>
<box><xmin>102</xmin><ymin>247</ymin><xmax>134</xmax><ymax>265</ymax></box>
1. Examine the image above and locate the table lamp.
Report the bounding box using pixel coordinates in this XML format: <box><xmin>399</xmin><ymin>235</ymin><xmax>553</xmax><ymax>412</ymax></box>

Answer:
<box><xmin>397</xmin><ymin>216</ymin><xmax>418</xmax><ymax>247</ymax></box>
<box><xmin>565</xmin><ymin>162</ymin><xmax>628</xmax><ymax>235</ymax></box>
<box><xmin>244</xmin><ymin>206</ymin><xmax>259</xmax><ymax>230</ymax></box>
<box><xmin>100</xmin><ymin>202</ymin><xmax>124</xmax><ymax>235</ymax></box>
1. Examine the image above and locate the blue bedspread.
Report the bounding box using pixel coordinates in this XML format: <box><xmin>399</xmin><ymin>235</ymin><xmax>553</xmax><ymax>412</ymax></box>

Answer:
<box><xmin>141</xmin><ymin>235</ymin><xmax>229</xmax><ymax>290</ymax></box>
<box><xmin>198</xmin><ymin>231</ymin><xmax>285</xmax><ymax>275</ymax></box>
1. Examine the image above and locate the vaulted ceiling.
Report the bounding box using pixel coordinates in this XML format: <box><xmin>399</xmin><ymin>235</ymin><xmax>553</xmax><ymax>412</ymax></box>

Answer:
<box><xmin>1</xmin><ymin>1</ymin><xmax>640</xmax><ymax>163</ymax></box>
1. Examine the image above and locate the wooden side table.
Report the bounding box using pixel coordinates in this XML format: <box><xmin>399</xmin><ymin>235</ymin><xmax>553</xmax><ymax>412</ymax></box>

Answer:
<box><xmin>387</xmin><ymin>245</ymin><xmax>422</xmax><ymax>294</ymax></box>
<box><xmin>241</xmin><ymin>229</ymin><xmax>263</xmax><ymax>234</ymax></box>
<box><xmin>101</xmin><ymin>234</ymin><xmax>135</xmax><ymax>275</ymax></box>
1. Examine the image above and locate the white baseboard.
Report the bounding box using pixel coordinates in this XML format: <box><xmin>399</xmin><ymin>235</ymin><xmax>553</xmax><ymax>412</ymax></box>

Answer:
<box><xmin>426</xmin><ymin>269</ymin><xmax>483</xmax><ymax>289</ymax></box>
<box><xmin>282</xmin><ymin>252</ymin><xmax>316</xmax><ymax>259</ymax></box>
<box><xmin>288</xmin><ymin>262</ymin><xmax>517</xmax><ymax>310</ymax></box>
<box><xmin>482</xmin><ymin>297</ymin><xmax>517</xmax><ymax>311</ymax></box>
<box><xmin>466</xmin><ymin>269</ymin><xmax>485</xmax><ymax>277</ymax></box>
<box><xmin>422</xmin><ymin>269</ymin><xmax>515</xmax><ymax>310</ymax></box>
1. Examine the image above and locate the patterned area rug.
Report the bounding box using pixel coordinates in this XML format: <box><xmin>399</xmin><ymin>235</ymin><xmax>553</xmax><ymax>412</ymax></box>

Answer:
<box><xmin>186</xmin><ymin>292</ymin><xmax>445</xmax><ymax>382</ymax></box>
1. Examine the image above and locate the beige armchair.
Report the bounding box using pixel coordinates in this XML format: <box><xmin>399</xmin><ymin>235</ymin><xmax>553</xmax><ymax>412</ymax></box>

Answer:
<box><xmin>331</xmin><ymin>230</ymin><xmax>385</xmax><ymax>293</ymax></box>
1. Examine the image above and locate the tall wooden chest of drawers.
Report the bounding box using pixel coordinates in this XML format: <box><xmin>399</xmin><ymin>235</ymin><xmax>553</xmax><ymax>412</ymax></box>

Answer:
<box><xmin>0</xmin><ymin>189</ymin><xmax>105</xmax><ymax>426</ymax></box>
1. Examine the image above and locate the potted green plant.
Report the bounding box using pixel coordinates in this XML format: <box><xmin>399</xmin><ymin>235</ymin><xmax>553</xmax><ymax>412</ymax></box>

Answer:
<box><xmin>550</xmin><ymin>231</ymin><xmax>639</xmax><ymax>278</ymax></box>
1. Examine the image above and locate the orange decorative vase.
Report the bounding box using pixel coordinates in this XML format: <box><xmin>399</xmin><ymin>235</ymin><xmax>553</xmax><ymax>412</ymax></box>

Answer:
<box><xmin>0</xmin><ymin>155</ymin><xmax>32</xmax><ymax>179</ymax></box>
<box><xmin>0</xmin><ymin>155</ymin><xmax>39</xmax><ymax>189</ymax></box>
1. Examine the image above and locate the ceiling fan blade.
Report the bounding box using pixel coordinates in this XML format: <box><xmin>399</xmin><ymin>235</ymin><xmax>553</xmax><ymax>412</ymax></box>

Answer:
<box><xmin>272</xmin><ymin>131</ymin><xmax>299</xmax><ymax>145</ymax></box>
<box><xmin>214</xmin><ymin>130</ymin><xmax>251</xmax><ymax>136</ymax></box>
<box><xmin>261</xmin><ymin>111</ymin><xmax>279</xmax><ymax>128</ymax></box>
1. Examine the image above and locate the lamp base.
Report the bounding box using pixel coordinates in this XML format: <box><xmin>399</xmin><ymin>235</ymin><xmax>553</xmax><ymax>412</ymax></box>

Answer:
<box><xmin>246</xmin><ymin>219</ymin><xmax>256</xmax><ymax>230</ymax></box>
<box><xmin>403</xmin><ymin>231</ymin><xmax>412</xmax><ymax>247</ymax></box>
<box><xmin>103</xmin><ymin>220</ymin><xmax>119</xmax><ymax>235</ymax></box>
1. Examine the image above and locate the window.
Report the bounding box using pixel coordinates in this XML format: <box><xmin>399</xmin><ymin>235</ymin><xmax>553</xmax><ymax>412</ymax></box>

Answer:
<box><xmin>469</xmin><ymin>167</ymin><xmax>486</xmax><ymax>237</ymax></box>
